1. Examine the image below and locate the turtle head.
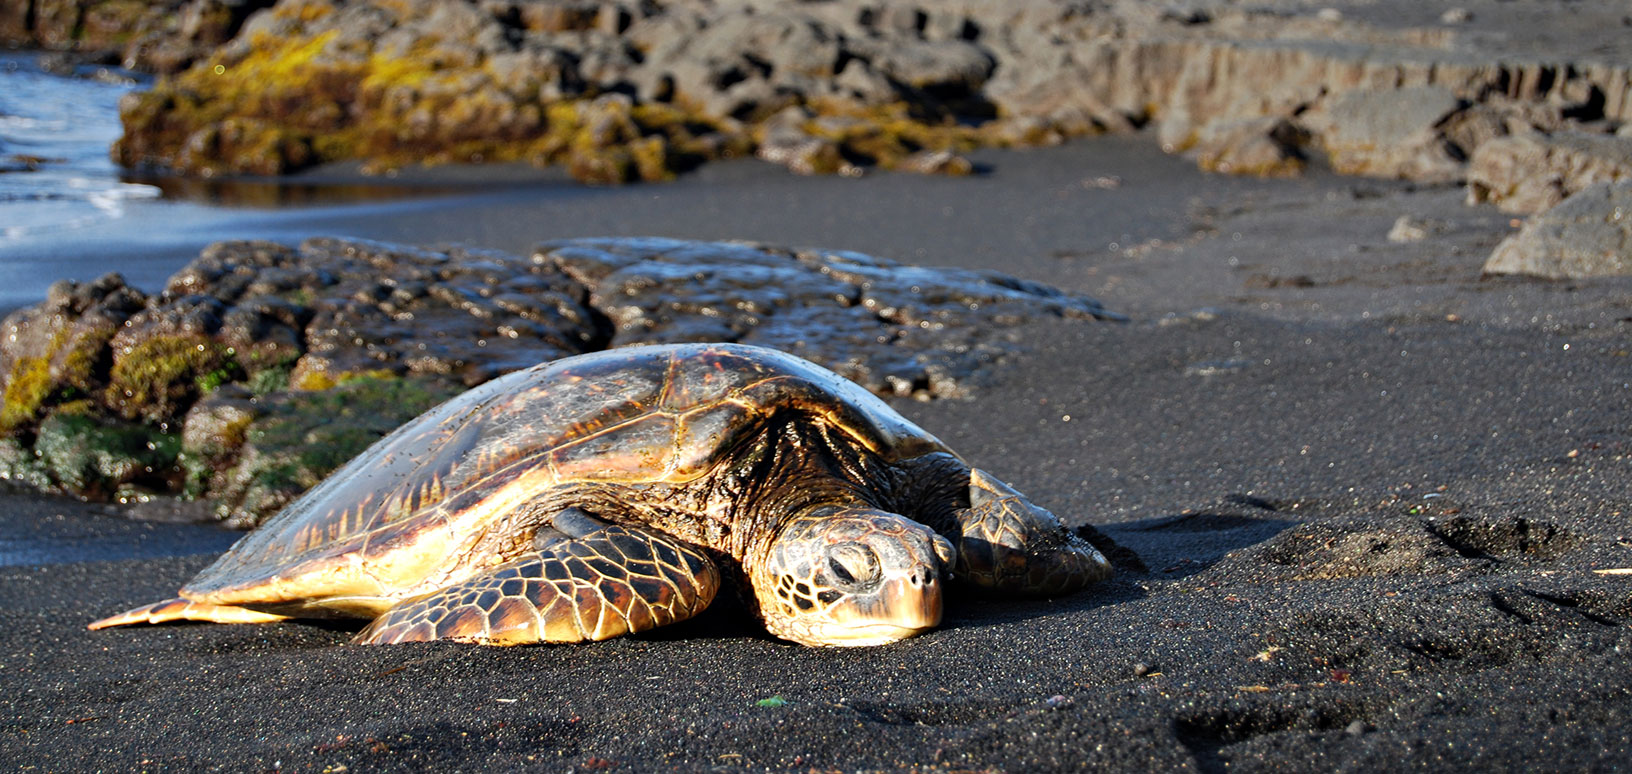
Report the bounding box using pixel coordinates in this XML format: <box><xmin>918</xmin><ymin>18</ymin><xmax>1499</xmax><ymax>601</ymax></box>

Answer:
<box><xmin>751</xmin><ymin>509</ymin><xmax>954</xmax><ymax>647</ymax></box>
<box><xmin>956</xmin><ymin>469</ymin><xmax>1112</xmax><ymax>595</ymax></box>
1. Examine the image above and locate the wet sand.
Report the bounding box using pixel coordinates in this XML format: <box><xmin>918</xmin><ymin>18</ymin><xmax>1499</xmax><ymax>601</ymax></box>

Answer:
<box><xmin>1</xmin><ymin>135</ymin><xmax>1289</xmax><ymax>307</ymax></box>
<box><xmin>4</xmin><ymin>138</ymin><xmax>1632</xmax><ymax>770</ymax></box>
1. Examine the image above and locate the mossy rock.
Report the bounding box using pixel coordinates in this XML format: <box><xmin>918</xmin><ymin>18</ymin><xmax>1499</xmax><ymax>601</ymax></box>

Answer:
<box><xmin>112</xmin><ymin>15</ymin><xmax>746</xmax><ymax>183</ymax></box>
<box><xmin>178</xmin><ymin>385</ymin><xmax>263</xmax><ymax>499</ymax></box>
<box><xmin>32</xmin><ymin>413</ymin><xmax>182</xmax><ymax>498</ymax></box>
<box><xmin>104</xmin><ymin>335</ymin><xmax>239</xmax><ymax>422</ymax></box>
<box><xmin>211</xmin><ymin>374</ymin><xmax>464</xmax><ymax>527</ymax></box>
<box><xmin>1</xmin><ymin>353</ymin><xmax>56</xmax><ymax>434</ymax></box>
<box><xmin>0</xmin><ymin>437</ymin><xmax>55</xmax><ymax>492</ymax></box>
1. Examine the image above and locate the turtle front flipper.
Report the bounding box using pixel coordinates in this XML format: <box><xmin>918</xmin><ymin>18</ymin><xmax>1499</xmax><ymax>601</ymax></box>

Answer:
<box><xmin>952</xmin><ymin>469</ymin><xmax>1112</xmax><ymax>595</ymax></box>
<box><xmin>354</xmin><ymin>510</ymin><xmax>720</xmax><ymax>646</ymax></box>
<box><xmin>88</xmin><ymin>598</ymin><xmax>291</xmax><ymax>630</ymax></box>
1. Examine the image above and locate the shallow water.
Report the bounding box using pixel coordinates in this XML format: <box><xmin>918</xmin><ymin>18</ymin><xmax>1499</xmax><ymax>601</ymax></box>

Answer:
<box><xmin>0</xmin><ymin>53</ymin><xmax>160</xmax><ymax>243</ymax></box>
<box><xmin>0</xmin><ymin>52</ymin><xmax>553</xmax><ymax>311</ymax></box>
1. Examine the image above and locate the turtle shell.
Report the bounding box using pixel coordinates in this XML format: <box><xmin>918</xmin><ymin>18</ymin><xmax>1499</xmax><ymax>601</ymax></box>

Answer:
<box><xmin>183</xmin><ymin>343</ymin><xmax>951</xmax><ymax>611</ymax></box>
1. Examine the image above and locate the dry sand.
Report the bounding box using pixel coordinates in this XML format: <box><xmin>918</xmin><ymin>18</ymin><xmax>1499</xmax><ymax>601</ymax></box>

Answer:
<box><xmin>3</xmin><ymin>136</ymin><xmax>1632</xmax><ymax>771</ymax></box>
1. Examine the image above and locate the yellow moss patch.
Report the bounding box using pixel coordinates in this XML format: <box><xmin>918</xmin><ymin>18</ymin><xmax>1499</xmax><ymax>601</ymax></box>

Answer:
<box><xmin>231</xmin><ymin>29</ymin><xmax>351</xmax><ymax>91</ymax></box>
<box><xmin>362</xmin><ymin>49</ymin><xmax>440</xmax><ymax>93</ymax></box>
<box><xmin>117</xmin><ymin>18</ymin><xmax>1040</xmax><ymax>182</ymax></box>
<box><xmin>0</xmin><ymin>323</ymin><xmax>83</xmax><ymax>434</ymax></box>
<box><xmin>53</xmin><ymin>399</ymin><xmax>96</xmax><ymax>416</ymax></box>
<box><xmin>1</xmin><ymin>355</ymin><xmax>54</xmax><ymax>433</ymax></box>
<box><xmin>104</xmin><ymin>336</ymin><xmax>229</xmax><ymax>420</ymax></box>
<box><xmin>290</xmin><ymin>368</ymin><xmax>336</xmax><ymax>392</ymax></box>
<box><xmin>291</xmin><ymin>367</ymin><xmax>399</xmax><ymax>392</ymax></box>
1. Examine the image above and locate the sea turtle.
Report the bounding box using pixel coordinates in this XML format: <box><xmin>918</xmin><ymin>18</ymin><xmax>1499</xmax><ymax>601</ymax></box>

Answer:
<box><xmin>91</xmin><ymin>343</ymin><xmax>1110</xmax><ymax>647</ymax></box>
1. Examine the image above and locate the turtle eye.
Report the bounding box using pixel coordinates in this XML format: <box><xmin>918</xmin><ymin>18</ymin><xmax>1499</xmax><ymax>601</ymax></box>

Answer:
<box><xmin>827</xmin><ymin>543</ymin><xmax>880</xmax><ymax>588</ymax></box>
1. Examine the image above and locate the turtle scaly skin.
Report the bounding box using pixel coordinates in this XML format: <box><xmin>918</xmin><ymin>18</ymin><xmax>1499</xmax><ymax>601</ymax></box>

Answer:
<box><xmin>91</xmin><ymin>344</ymin><xmax>1110</xmax><ymax>647</ymax></box>
<box><xmin>355</xmin><ymin>509</ymin><xmax>720</xmax><ymax>645</ymax></box>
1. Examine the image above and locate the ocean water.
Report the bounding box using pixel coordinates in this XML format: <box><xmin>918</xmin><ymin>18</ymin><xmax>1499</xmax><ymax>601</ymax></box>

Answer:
<box><xmin>0</xmin><ymin>52</ymin><xmax>528</xmax><ymax>312</ymax></box>
<box><xmin>0</xmin><ymin>52</ymin><xmax>161</xmax><ymax>242</ymax></box>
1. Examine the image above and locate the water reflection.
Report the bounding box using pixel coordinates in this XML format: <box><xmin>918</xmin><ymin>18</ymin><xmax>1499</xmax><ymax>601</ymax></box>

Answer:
<box><xmin>0</xmin><ymin>52</ymin><xmax>159</xmax><ymax>239</ymax></box>
<box><xmin>1</xmin><ymin>50</ymin><xmax>535</xmax><ymax>238</ymax></box>
<box><xmin>127</xmin><ymin>172</ymin><xmax>471</xmax><ymax>208</ymax></box>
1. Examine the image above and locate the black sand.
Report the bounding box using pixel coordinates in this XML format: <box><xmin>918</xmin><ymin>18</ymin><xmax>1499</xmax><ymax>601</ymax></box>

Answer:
<box><xmin>4</xmin><ymin>138</ymin><xmax>1632</xmax><ymax>771</ymax></box>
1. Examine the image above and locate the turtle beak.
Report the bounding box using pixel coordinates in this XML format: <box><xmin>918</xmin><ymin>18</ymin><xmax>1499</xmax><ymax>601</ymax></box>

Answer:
<box><xmin>822</xmin><ymin>575</ymin><xmax>942</xmax><ymax>647</ymax></box>
<box><xmin>896</xmin><ymin>575</ymin><xmax>943</xmax><ymax>631</ymax></box>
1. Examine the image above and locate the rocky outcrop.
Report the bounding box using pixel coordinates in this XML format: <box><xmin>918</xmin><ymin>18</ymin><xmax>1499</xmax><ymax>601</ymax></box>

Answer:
<box><xmin>104</xmin><ymin>0</ymin><xmax>1632</xmax><ymax>188</ymax></box>
<box><xmin>1188</xmin><ymin>117</ymin><xmax>1306</xmax><ymax>178</ymax></box>
<box><xmin>538</xmin><ymin>237</ymin><xmax>1108</xmax><ymax>397</ymax></box>
<box><xmin>1297</xmin><ymin>86</ymin><xmax>1465</xmax><ymax>182</ymax></box>
<box><xmin>1482</xmin><ymin>181</ymin><xmax>1632</xmax><ymax>279</ymax></box>
<box><xmin>1467</xmin><ymin>131</ymin><xmax>1632</xmax><ymax>214</ymax></box>
<box><xmin>0</xmin><ymin>0</ymin><xmax>276</xmax><ymax>72</ymax></box>
<box><xmin>0</xmin><ymin>236</ymin><xmax>1114</xmax><ymax>524</ymax></box>
<box><xmin>110</xmin><ymin>0</ymin><xmax>998</xmax><ymax>181</ymax></box>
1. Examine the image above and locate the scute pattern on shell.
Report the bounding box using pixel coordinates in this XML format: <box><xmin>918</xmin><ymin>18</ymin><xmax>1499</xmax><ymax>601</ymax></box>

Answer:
<box><xmin>182</xmin><ymin>343</ymin><xmax>949</xmax><ymax>601</ymax></box>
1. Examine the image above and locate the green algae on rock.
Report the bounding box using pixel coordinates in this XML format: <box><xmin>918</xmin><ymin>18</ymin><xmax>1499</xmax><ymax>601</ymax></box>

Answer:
<box><xmin>107</xmin><ymin>0</ymin><xmax>1014</xmax><ymax>181</ymax></box>
<box><xmin>183</xmin><ymin>375</ymin><xmax>465</xmax><ymax>526</ymax></box>
<box><xmin>32</xmin><ymin>412</ymin><xmax>183</xmax><ymax>500</ymax></box>
<box><xmin>0</xmin><ymin>236</ymin><xmax>1115</xmax><ymax>525</ymax></box>
<box><xmin>110</xmin><ymin>1</ymin><xmax>749</xmax><ymax>182</ymax></box>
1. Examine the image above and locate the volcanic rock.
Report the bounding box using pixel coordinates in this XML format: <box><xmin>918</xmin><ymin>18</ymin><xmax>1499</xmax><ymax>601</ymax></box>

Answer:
<box><xmin>1483</xmin><ymin>181</ymin><xmax>1632</xmax><ymax>279</ymax></box>
<box><xmin>1467</xmin><ymin>131</ymin><xmax>1632</xmax><ymax>214</ymax></box>
<box><xmin>0</xmin><ymin>236</ymin><xmax>1115</xmax><ymax>523</ymax></box>
<box><xmin>97</xmin><ymin>0</ymin><xmax>1632</xmax><ymax>191</ymax></box>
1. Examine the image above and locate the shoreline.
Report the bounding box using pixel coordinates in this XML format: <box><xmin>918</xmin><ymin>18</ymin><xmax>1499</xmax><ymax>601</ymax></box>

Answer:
<box><xmin>0</xmin><ymin>133</ymin><xmax>1332</xmax><ymax>312</ymax></box>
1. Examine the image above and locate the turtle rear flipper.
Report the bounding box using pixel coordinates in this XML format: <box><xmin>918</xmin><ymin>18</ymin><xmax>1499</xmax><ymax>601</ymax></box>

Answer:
<box><xmin>354</xmin><ymin>517</ymin><xmax>720</xmax><ymax>646</ymax></box>
<box><xmin>88</xmin><ymin>598</ymin><xmax>290</xmax><ymax>630</ymax></box>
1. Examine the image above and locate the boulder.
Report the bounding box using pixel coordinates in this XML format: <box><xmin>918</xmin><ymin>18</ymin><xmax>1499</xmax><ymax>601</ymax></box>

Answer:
<box><xmin>0</xmin><ymin>235</ymin><xmax>1117</xmax><ymax>523</ymax></box>
<box><xmin>534</xmin><ymin>237</ymin><xmax>1116</xmax><ymax>399</ymax></box>
<box><xmin>1190</xmin><ymin>116</ymin><xmax>1307</xmax><ymax>177</ymax></box>
<box><xmin>1468</xmin><ymin>131</ymin><xmax>1632</xmax><ymax>214</ymax></box>
<box><xmin>855</xmin><ymin>37</ymin><xmax>995</xmax><ymax>95</ymax></box>
<box><xmin>1482</xmin><ymin>181</ymin><xmax>1632</xmax><ymax>279</ymax></box>
<box><xmin>1302</xmin><ymin>86</ymin><xmax>1464</xmax><ymax>182</ymax></box>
